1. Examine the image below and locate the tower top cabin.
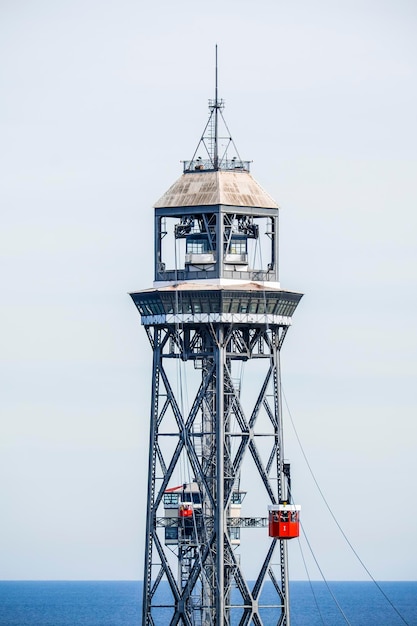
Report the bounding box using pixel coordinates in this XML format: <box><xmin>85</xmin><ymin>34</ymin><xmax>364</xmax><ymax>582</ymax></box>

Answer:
<box><xmin>153</xmin><ymin>91</ymin><xmax>280</xmax><ymax>288</ymax></box>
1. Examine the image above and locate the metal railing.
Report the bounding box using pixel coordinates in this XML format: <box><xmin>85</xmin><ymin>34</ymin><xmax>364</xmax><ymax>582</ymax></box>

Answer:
<box><xmin>156</xmin><ymin>268</ymin><xmax>276</xmax><ymax>282</ymax></box>
<box><xmin>183</xmin><ymin>158</ymin><xmax>251</xmax><ymax>173</ymax></box>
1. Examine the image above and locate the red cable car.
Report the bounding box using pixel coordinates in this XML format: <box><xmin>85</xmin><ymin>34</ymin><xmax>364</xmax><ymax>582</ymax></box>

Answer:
<box><xmin>179</xmin><ymin>503</ymin><xmax>193</xmax><ymax>518</ymax></box>
<box><xmin>268</xmin><ymin>504</ymin><xmax>301</xmax><ymax>539</ymax></box>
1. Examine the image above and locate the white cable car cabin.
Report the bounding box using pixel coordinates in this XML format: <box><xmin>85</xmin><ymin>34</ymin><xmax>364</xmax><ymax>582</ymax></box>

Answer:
<box><xmin>163</xmin><ymin>483</ymin><xmax>202</xmax><ymax>544</ymax></box>
<box><xmin>268</xmin><ymin>504</ymin><xmax>301</xmax><ymax>539</ymax></box>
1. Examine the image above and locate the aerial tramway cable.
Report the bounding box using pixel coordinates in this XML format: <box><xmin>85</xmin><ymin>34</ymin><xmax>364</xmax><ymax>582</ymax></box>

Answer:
<box><xmin>283</xmin><ymin>390</ymin><xmax>411</xmax><ymax>626</ymax></box>
<box><xmin>297</xmin><ymin>539</ymin><xmax>327</xmax><ymax>626</ymax></box>
<box><xmin>298</xmin><ymin>520</ymin><xmax>353</xmax><ymax>625</ymax></box>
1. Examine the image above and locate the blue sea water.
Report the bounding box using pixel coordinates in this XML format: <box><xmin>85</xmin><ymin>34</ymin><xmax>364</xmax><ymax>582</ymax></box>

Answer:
<box><xmin>0</xmin><ymin>581</ymin><xmax>416</xmax><ymax>625</ymax></box>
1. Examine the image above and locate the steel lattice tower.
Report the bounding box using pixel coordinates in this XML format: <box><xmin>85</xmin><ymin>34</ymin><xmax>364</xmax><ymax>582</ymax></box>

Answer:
<box><xmin>131</xmin><ymin>64</ymin><xmax>302</xmax><ymax>626</ymax></box>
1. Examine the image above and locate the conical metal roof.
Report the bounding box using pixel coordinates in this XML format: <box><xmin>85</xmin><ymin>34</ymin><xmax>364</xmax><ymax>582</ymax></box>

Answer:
<box><xmin>154</xmin><ymin>170</ymin><xmax>278</xmax><ymax>209</ymax></box>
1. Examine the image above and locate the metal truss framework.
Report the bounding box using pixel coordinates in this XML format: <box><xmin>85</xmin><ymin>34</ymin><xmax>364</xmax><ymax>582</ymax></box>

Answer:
<box><xmin>142</xmin><ymin>319</ymin><xmax>293</xmax><ymax>626</ymax></box>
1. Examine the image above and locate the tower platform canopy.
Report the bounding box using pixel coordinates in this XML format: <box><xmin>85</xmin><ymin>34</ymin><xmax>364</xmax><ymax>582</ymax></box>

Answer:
<box><xmin>130</xmin><ymin>281</ymin><xmax>302</xmax><ymax>328</ymax></box>
<box><xmin>154</xmin><ymin>170</ymin><xmax>278</xmax><ymax>210</ymax></box>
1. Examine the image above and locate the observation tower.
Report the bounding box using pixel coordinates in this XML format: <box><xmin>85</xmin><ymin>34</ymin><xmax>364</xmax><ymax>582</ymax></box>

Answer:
<box><xmin>131</xmin><ymin>62</ymin><xmax>303</xmax><ymax>626</ymax></box>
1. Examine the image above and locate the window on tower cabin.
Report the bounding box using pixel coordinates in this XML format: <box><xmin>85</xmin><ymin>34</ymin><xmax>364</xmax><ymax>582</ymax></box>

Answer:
<box><xmin>163</xmin><ymin>493</ymin><xmax>179</xmax><ymax>506</ymax></box>
<box><xmin>186</xmin><ymin>236</ymin><xmax>209</xmax><ymax>254</ymax></box>
<box><xmin>229</xmin><ymin>527</ymin><xmax>240</xmax><ymax>541</ymax></box>
<box><xmin>228</xmin><ymin>236</ymin><xmax>247</xmax><ymax>255</ymax></box>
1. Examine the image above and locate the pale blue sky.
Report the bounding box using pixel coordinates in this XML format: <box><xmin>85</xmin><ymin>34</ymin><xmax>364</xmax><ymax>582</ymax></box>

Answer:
<box><xmin>1</xmin><ymin>0</ymin><xmax>416</xmax><ymax>581</ymax></box>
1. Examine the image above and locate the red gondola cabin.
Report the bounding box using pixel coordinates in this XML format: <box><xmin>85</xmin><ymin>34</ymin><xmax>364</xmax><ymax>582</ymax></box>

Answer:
<box><xmin>268</xmin><ymin>504</ymin><xmax>301</xmax><ymax>539</ymax></box>
<box><xmin>179</xmin><ymin>503</ymin><xmax>193</xmax><ymax>518</ymax></box>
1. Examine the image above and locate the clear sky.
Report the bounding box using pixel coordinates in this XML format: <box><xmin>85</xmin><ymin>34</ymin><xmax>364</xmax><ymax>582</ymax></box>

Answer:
<box><xmin>1</xmin><ymin>0</ymin><xmax>416</xmax><ymax>581</ymax></box>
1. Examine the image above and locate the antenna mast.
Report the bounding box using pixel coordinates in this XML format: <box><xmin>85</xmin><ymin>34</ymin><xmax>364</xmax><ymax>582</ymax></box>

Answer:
<box><xmin>185</xmin><ymin>45</ymin><xmax>249</xmax><ymax>173</ymax></box>
<box><xmin>214</xmin><ymin>44</ymin><xmax>219</xmax><ymax>170</ymax></box>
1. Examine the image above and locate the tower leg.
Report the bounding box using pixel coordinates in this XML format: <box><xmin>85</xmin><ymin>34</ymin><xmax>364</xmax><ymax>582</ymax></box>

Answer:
<box><xmin>142</xmin><ymin>331</ymin><xmax>160</xmax><ymax>625</ymax></box>
<box><xmin>140</xmin><ymin>324</ymin><xmax>295</xmax><ymax>625</ymax></box>
<box><xmin>215</xmin><ymin>325</ymin><xmax>225</xmax><ymax>623</ymax></box>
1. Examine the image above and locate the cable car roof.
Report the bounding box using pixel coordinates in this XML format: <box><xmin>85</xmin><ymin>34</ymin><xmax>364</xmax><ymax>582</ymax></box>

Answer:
<box><xmin>268</xmin><ymin>504</ymin><xmax>301</xmax><ymax>512</ymax></box>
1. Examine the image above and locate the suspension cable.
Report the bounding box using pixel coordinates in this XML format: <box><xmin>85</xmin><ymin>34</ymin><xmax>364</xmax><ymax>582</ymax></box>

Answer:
<box><xmin>296</xmin><ymin>538</ymin><xmax>327</xmax><ymax>626</ymax></box>
<box><xmin>301</xmin><ymin>524</ymin><xmax>352</xmax><ymax>625</ymax></box>
<box><xmin>283</xmin><ymin>390</ymin><xmax>410</xmax><ymax>626</ymax></box>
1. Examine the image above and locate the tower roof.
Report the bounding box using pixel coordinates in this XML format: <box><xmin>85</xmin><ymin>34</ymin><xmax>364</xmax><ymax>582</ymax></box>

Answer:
<box><xmin>154</xmin><ymin>170</ymin><xmax>279</xmax><ymax>209</ymax></box>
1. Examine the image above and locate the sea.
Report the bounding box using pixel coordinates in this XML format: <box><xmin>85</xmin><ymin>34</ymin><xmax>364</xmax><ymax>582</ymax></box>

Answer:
<box><xmin>0</xmin><ymin>581</ymin><xmax>416</xmax><ymax>626</ymax></box>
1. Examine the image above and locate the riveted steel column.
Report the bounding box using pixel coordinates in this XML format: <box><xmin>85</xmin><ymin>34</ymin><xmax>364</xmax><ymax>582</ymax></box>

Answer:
<box><xmin>215</xmin><ymin>324</ymin><xmax>225</xmax><ymax>624</ymax></box>
<box><xmin>275</xmin><ymin>333</ymin><xmax>290</xmax><ymax>626</ymax></box>
<box><xmin>142</xmin><ymin>328</ymin><xmax>160</xmax><ymax>626</ymax></box>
